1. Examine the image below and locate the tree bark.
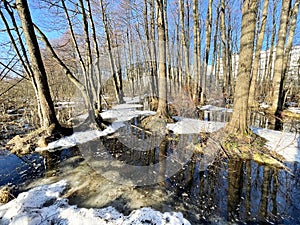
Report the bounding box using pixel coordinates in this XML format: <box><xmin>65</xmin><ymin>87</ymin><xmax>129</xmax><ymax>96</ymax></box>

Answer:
<box><xmin>248</xmin><ymin>0</ymin><xmax>270</xmax><ymax>107</ymax></box>
<box><xmin>192</xmin><ymin>0</ymin><xmax>200</xmax><ymax>104</ymax></box>
<box><xmin>16</xmin><ymin>0</ymin><xmax>60</xmax><ymax>129</ymax></box>
<box><xmin>156</xmin><ymin>0</ymin><xmax>168</xmax><ymax>117</ymax></box>
<box><xmin>99</xmin><ymin>0</ymin><xmax>124</xmax><ymax>103</ymax></box>
<box><xmin>225</xmin><ymin>0</ymin><xmax>257</xmax><ymax>135</ymax></box>
<box><xmin>201</xmin><ymin>0</ymin><xmax>213</xmax><ymax>105</ymax></box>
<box><xmin>270</xmin><ymin>0</ymin><xmax>292</xmax><ymax>113</ymax></box>
<box><xmin>179</xmin><ymin>0</ymin><xmax>191</xmax><ymax>95</ymax></box>
<box><xmin>220</xmin><ymin>0</ymin><xmax>229</xmax><ymax>97</ymax></box>
<box><xmin>276</xmin><ymin>0</ymin><xmax>299</xmax><ymax>112</ymax></box>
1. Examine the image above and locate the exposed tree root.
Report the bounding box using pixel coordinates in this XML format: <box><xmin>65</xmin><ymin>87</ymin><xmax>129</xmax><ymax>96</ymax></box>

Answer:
<box><xmin>219</xmin><ymin>129</ymin><xmax>290</xmax><ymax>171</ymax></box>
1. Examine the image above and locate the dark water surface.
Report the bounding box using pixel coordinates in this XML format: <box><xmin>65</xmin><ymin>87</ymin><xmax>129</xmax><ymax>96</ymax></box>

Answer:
<box><xmin>0</xmin><ymin>121</ymin><xmax>300</xmax><ymax>224</ymax></box>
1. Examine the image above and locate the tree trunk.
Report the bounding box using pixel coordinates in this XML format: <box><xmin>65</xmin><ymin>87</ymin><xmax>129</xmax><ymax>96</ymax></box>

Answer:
<box><xmin>150</xmin><ymin>0</ymin><xmax>158</xmax><ymax>97</ymax></box>
<box><xmin>276</xmin><ymin>0</ymin><xmax>299</xmax><ymax>113</ymax></box>
<box><xmin>201</xmin><ymin>0</ymin><xmax>213</xmax><ymax>105</ymax></box>
<box><xmin>220</xmin><ymin>0</ymin><xmax>229</xmax><ymax>97</ymax></box>
<box><xmin>225</xmin><ymin>0</ymin><xmax>257</xmax><ymax>135</ymax></box>
<box><xmin>179</xmin><ymin>0</ymin><xmax>191</xmax><ymax>95</ymax></box>
<box><xmin>270</xmin><ymin>0</ymin><xmax>292</xmax><ymax>113</ymax></box>
<box><xmin>16</xmin><ymin>0</ymin><xmax>60</xmax><ymax>129</ymax></box>
<box><xmin>99</xmin><ymin>0</ymin><xmax>124</xmax><ymax>103</ymax></box>
<box><xmin>156</xmin><ymin>0</ymin><xmax>168</xmax><ymax>117</ymax></box>
<box><xmin>248</xmin><ymin>0</ymin><xmax>270</xmax><ymax>107</ymax></box>
<box><xmin>192</xmin><ymin>0</ymin><xmax>200</xmax><ymax>104</ymax></box>
<box><xmin>34</xmin><ymin>25</ymin><xmax>98</xmax><ymax>123</ymax></box>
<box><xmin>265</xmin><ymin>1</ymin><xmax>278</xmax><ymax>101</ymax></box>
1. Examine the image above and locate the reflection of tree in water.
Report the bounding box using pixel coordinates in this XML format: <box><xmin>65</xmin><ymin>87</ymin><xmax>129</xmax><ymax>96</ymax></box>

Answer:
<box><xmin>224</xmin><ymin>159</ymin><xmax>300</xmax><ymax>224</ymax></box>
<box><xmin>40</xmin><ymin>147</ymin><xmax>81</xmax><ymax>176</ymax></box>
<box><xmin>227</xmin><ymin>159</ymin><xmax>244</xmax><ymax>221</ymax></box>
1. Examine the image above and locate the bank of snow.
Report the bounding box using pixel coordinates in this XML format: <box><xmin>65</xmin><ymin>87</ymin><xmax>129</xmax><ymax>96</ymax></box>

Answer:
<box><xmin>0</xmin><ymin>181</ymin><xmax>190</xmax><ymax>225</ymax></box>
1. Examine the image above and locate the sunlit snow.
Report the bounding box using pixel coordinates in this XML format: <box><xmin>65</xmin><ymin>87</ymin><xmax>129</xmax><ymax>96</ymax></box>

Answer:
<box><xmin>0</xmin><ymin>181</ymin><xmax>191</xmax><ymax>225</ymax></box>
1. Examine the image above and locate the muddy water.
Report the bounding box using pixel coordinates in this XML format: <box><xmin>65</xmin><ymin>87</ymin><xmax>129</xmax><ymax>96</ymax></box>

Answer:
<box><xmin>0</xmin><ymin>122</ymin><xmax>300</xmax><ymax>224</ymax></box>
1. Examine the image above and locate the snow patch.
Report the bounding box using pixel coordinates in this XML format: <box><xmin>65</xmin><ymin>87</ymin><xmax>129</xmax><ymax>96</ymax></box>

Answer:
<box><xmin>123</xmin><ymin>96</ymin><xmax>144</xmax><ymax>104</ymax></box>
<box><xmin>167</xmin><ymin>117</ymin><xmax>300</xmax><ymax>163</ymax></box>
<box><xmin>167</xmin><ymin>118</ymin><xmax>226</xmax><ymax>134</ymax></box>
<box><xmin>100</xmin><ymin>108</ymin><xmax>155</xmax><ymax>122</ymax></box>
<box><xmin>198</xmin><ymin>105</ymin><xmax>233</xmax><ymax>112</ymax></box>
<box><xmin>251</xmin><ymin>127</ymin><xmax>300</xmax><ymax>162</ymax></box>
<box><xmin>36</xmin><ymin>122</ymin><xmax>125</xmax><ymax>152</ymax></box>
<box><xmin>287</xmin><ymin>107</ymin><xmax>300</xmax><ymax>114</ymax></box>
<box><xmin>0</xmin><ymin>181</ymin><xmax>191</xmax><ymax>225</ymax></box>
<box><xmin>112</xmin><ymin>103</ymin><xmax>143</xmax><ymax>110</ymax></box>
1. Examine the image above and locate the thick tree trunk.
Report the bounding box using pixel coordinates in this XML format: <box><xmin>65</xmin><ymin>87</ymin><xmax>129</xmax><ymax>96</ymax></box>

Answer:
<box><xmin>16</xmin><ymin>0</ymin><xmax>59</xmax><ymax>129</ymax></box>
<box><xmin>225</xmin><ymin>0</ymin><xmax>257</xmax><ymax>135</ymax></box>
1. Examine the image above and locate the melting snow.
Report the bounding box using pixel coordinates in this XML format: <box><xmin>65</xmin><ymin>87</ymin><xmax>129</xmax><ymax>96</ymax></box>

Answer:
<box><xmin>36</xmin><ymin>122</ymin><xmax>126</xmax><ymax>152</ymax></box>
<box><xmin>36</xmin><ymin>102</ymin><xmax>155</xmax><ymax>152</ymax></box>
<box><xmin>251</xmin><ymin>127</ymin><xmax>300</xmax><ymax>162</ymax></box>
<box><xmin>100</xmin><ymin>109</ymin><xmax>155</xmax><ymax>122</ymax></box>
<box><xmin>287</xmin><ymin>107</ymin><xmax>300</xmax><ymax>114</ymax></box>
<box><xmin>0</xmin><ymin>181</ymin><xmax>191</xmax><ymax>225</ymax></box>
<box><xmin>167</xmin><ymin>117</ymin><xmax>300</xmax><ymax>163</ymax></box>
<box><xmin>198</xmin><ymin>105</ymin><xmax>233</xmax><ymax>112</ymax></box>
<box><xmin>167</xmin><ymin>117</ymin><xmax>226</xmax><ymax>134</ymax></box>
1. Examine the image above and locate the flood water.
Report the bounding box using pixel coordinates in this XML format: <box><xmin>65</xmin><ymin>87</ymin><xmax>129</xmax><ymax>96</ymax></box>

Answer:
<box><xmin>0</xmin><ymin>118</ymin><xmax>300</xmax><ymax>224</ymax></box>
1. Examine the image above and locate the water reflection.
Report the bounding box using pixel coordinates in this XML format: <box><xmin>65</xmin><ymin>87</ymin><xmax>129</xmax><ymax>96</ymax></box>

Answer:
<box><xmin>166</xmin><ymin>158</ymin><xmax>300</xmax><ymax>224</ymax></box>
<box><xmin>1</xmin><ymin>121</ymin><xmax>299</xmax><ymax>224</ymax></box>
<box><xmin>81</xmin><ymin>125</ymin><xmax>299</xmax><ymax>224</ymax></box>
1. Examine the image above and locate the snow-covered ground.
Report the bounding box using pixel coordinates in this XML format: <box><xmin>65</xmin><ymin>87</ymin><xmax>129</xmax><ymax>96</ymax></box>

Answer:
<box><xmin>0</xmin><ymin>181</ymin><xmax>190</xmax><ymax>225</ymax></box>
<box><xmin>37</xmin><ymin>100</ymin><xmax>155</xmax><ymax>151</ymax></box>
<box><xmin>167</xmin><ymin>117</ymin><xmax>299</xmax><ymax>163</ymax></box>
<box><xmin>198</xmin><ymin>104</ymin><xmax>233</xmax><ymax>113</ymax></box>
<box><xmin>36</xmin><ymin>122</ymin><xmax>126</xmax><ymax>152</ymax></box>
<box><xmin>251</xmin><ymin>127</ymin><xmax>300</xmax><ymax>162</ymax></box>
<box><xmin>167</xmin><ymin>117</ymin><xmax>226</xmax><ymax>134</ymax></box>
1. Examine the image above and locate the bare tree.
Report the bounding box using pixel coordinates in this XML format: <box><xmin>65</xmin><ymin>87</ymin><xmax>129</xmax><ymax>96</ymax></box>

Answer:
<box><xmin>220</xmin><ymin>0</ymin><xmax>229</xmax><ymax>97</ymax></box>
<box><xmin>272</xmin><ymin>0</ymin><xmax>299</xmax><ymax>115</ymax></box>
<box><xmin>15</xmin><ymin>0</ymin><xmax>60</xmax><ymax>129</ymax></box>
<box><xmin>201</xmin><ymin>0</ymin><xmax>213</xmax><ymax>105</ymax></box>
<box><xmin>248</xmin><ymin>0</ymin><xmax>270</xmax><ymax>107</ymax></box>
<box><xmin>270</xmin><ymin>0</ymin><xmax>292</xmax><ymax>113</ymax></box>
<box><xmin>156</xmin><ymin>0</ymin><xmax>168</xmax><ymax>118</ymax></box>
<box><xmin>179</xmin><ymin>0</ymin><xmax>191</xmax><ymax>95</ymax></box>
<box><xmin>99</xmin><ymin>0</ymin><xmax>124</xmax><ymax>103</ymax></box>
<box><xmin>225</xmin><ymin>0</ymin><xmax>257</xmax><ymax>135</ymax></box>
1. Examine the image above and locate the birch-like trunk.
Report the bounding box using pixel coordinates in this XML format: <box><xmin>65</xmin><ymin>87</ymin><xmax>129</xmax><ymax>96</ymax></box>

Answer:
<box><xmin>248</xmin><ymin>0</ymin><xmax>270</xmax><ymax>107</ymax></box>
<box><xmin>270</xmin><ymin>0</ymin><xmax>292</xmax><ymax>113</ymax></box>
